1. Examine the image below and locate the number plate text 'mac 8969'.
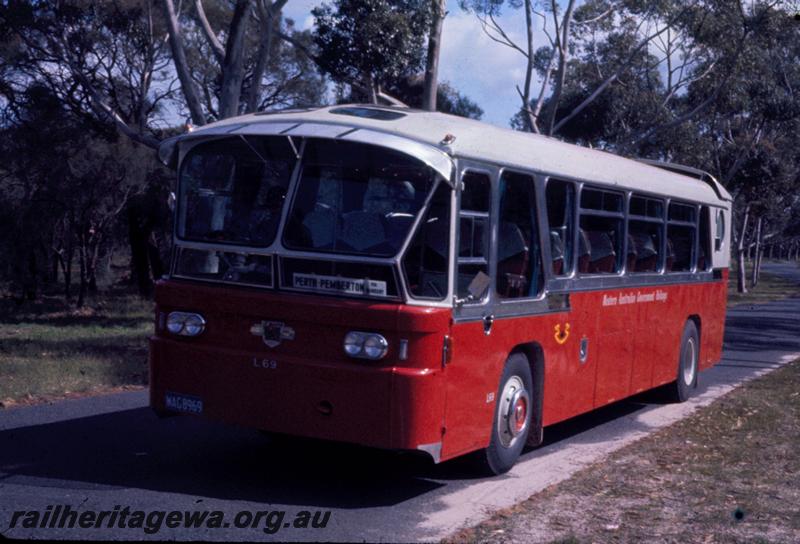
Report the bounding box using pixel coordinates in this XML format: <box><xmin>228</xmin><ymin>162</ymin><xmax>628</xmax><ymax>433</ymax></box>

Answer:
<box><xmin>165</xmin><ymin>392</ymin><xmax>203</xmax><ymax>414</ymax></box>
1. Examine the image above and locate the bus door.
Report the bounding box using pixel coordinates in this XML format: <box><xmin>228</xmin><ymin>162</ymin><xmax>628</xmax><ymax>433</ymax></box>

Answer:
<box><xmin>442</xmin><ymin>162</ymin><xmax>501</xmax><ymax>459</ymax></box>
<box><xmin>443</xmin><ymin>166</ymin><xmax>552</xmax><ymax>458</ymax></box>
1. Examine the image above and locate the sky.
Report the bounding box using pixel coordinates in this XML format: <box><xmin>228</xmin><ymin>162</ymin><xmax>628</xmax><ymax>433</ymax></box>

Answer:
<box><xmin>283</xmin><ymin>0</ymin><xmax>548</xmax><ymax>128</ymax></box>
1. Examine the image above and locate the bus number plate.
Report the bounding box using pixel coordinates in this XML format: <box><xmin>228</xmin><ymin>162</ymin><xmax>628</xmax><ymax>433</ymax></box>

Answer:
<box><xmin>165</xmin><ymin>392</ymin><xmax>203</xmax><ymax>414</ymax></box>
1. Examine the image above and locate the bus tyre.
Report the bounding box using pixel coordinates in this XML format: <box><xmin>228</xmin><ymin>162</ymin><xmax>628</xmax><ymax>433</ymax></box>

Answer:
<box><xmin>480</xmin><ymin>353</ymin><xmax>533</xmax><ymax>475</ymax></box>
<box><xmin>671</xmin><ymin>320</ymin><xmax>699</xmax><ymax>402</ymax></box>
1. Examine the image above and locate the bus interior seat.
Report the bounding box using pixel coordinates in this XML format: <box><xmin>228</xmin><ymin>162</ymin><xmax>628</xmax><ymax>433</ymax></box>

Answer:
<box><xmin>550</xmin><ymin>230</ymin><xmax>565</xmax><ymax>275</ymax></box>
<box><xmin>626</xmin><ymin>234</ymin><xmax>637</xmax><ymax>272</ymax></box>
<box><xmin>385</xmin><ymin>212</ymin><xmax>415</xmax><ymax>246</ymax></box>
<box><xmin>586</xmin><ymin>230</ymin><xmax>616</xmax><ymax>273</ymax></box>
<box><xmin>632</xmin><ymin>231</ymin><xmax>658</xmax><ymax>272</ymax></box>
<box><xmin>497</xmin><ymin>222</ymin><xmax>530</xmax><ymax>297</ymax></box>
<box><xmin>578</xmin><ymin>229</ymin><xmax>591</xmax><ymax>273</ymax></box>
<box><xmin>340</xmin><ymin>211</ymin><xmax>386</xmax><ymax>251</ymax></box>
<box><xmin>302</xmin><ymin>203</ymin><xmax>336</xmax><ymax>248</ymax></box>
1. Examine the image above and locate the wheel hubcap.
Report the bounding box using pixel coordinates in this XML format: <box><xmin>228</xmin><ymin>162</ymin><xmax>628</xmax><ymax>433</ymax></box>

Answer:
<box><xmin>497</xmin><ymin>376</ymin><xmax>530</xmax><ymax>448</ymax></box>
<box><xmin>682</xmin><ymin>337</ymin><xmax>697</xmax><ymax>386</ymax></box>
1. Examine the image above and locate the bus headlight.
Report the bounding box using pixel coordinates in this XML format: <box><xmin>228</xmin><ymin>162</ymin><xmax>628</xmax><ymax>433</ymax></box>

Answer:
<box><xmin>343</xmin><ymin>332</ymin><xmax>388</xmax><ymax>360</ymax></box>
<box><xmin>166</xmin><ymin>312</ymin><xmax>206</xmax><ymax>337</ymax></box>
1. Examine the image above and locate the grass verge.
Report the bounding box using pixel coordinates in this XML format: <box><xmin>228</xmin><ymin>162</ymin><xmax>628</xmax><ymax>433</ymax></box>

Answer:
<box><xmin>448</xmin><ymin>358</ymin><xmax>800</xmax><ymax>544</ymax></box>
<box><xmin>727</xmin><ymin>260</ymin><xmax>800</xmax><ymax>307</ymax></box>
<box><xmin>0</xmin><ymin>289</ymin><xmax>152</xmax><ymax>407</ymax></box>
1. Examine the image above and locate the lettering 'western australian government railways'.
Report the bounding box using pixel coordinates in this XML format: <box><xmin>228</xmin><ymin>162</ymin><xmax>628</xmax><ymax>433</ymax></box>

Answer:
<box><xmin>602</xmin><ymin>289</ymin><xmax>669</xmax><ymax>307</ymax></box>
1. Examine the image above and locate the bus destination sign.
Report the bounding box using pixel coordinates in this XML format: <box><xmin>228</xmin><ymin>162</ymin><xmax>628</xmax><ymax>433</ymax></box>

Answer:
<box><xmin>293</xmin><ymin>273</ymin><xmax>388</xmax><ymax>297</ymax></box>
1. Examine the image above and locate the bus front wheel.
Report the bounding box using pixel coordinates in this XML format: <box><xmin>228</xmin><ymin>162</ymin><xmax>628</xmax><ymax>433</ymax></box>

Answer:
<box><xmin>480</xmin><ymin>352</ymin><xmax>533</xmax><ymax>475</ymax></box>
<box><xmin>670</xmin><ymin>320</ymin><xmax>699</xmax><ymax>402</ymax></box>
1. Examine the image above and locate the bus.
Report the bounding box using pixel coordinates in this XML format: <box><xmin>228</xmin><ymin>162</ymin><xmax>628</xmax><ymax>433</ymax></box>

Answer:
<box><xmin>151</xmin><ymin>105</ymin><xmax>731</xmax><ymax>474</ymax></box>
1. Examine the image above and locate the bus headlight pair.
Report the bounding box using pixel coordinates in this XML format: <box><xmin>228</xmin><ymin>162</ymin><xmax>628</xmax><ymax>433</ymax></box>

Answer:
<box><xmin>343</xmin><ymin>332</ymin><xmax>388</xmax><ymax>360</ymax></box>
<box><xmin>166</xmin><ymin>312</ymin><xmax>206</xmax><ymax>337</ymax></box>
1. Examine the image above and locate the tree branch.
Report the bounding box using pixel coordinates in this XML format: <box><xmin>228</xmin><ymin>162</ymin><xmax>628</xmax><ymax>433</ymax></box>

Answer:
<box><xmin>194</xmin><ymin>0</ymin><xmax>226</xmax><ymax>64</ymax></box>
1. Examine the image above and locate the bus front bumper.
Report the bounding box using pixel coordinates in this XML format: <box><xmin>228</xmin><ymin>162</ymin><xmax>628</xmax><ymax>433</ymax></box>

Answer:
<box><xmin>148</xmin><ymin>337</ymin><xmax>445</xmax><ymax>459</ymax></box>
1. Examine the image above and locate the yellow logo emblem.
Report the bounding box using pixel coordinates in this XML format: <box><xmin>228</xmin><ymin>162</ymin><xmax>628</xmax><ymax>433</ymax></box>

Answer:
<box><xmin>554</xmin><ymin>323</ymin><xmax>570</xmax><ymax>345</ymax></box>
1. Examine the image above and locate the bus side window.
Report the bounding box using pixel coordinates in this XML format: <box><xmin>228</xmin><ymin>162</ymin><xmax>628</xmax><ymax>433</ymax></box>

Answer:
<box><xmin>457</xmin><ymin>172</ymin><xmax>491</xmax><ymax>300</ymax></box>
<box><xmin>578</xmin><ymin>188</ymin><xmax>624</xmax><ymax>275</ymax></box>
<box><xmin>699</xmin><ymin>206</ymin><xmax>711</xmax><ymax>271</ymax></box>
<box><xmin>496</xmin><ymin>171</ymin><xmax>543</xmax><ymax>298</ymax></box>
<box><xmin>545</xmin><ymin>179</ymin><xmax>575</xmax><ymax>276</ymax></box>
<box><xmin>627</xmin><ymin>195</ymin><xmax>664</xmax><ymax>274</ymax></box>
<box><xmin>666</xmin><ymin>202</ymin><xmax>697</xmax><ymax>272</ymax></box>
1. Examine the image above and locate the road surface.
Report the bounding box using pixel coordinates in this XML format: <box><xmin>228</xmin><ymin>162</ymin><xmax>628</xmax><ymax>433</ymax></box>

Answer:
<box><xmin>1</xmin><ymin>262</ymin><xmax>798</xmax><ymax>541</ymax></box>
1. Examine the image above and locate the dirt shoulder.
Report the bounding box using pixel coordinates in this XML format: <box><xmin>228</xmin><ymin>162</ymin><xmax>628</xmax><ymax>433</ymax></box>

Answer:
<box><xmin>448</xmin><ymin>358</ymin><xmax>800</xmax><ymax>544</ymax></box>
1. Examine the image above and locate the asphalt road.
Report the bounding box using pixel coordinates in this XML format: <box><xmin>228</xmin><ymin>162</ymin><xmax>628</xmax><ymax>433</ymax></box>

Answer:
<box><xmin>1</xmin><ymin>262</ymin><xmax>799</xmax><ymax>542</ymax></box>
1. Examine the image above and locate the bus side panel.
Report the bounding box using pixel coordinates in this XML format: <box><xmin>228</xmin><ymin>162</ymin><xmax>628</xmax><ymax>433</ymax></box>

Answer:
<box><xmin>650</xmin><ymin>284</ymin><xmax>688</xmax><ymax>387</ymax></box>
<box><xmin>442</xmin><ymin>311</ymin><xmax>573</xmax><ymax>461</ymax></box>
<box><xmin>631</xmin><ymin>292</ymin><xmax>661</xmax><ymax>394</ymax></box>
<box><xmin>542</xmin><ymin>297</ymin><xmax>598</xmax><ymax>426</ymax></box>
<box><xmin>699</xmin><ymin>268</ymin><xmax>728</xmax><ymax>370</ymax></box>
<box><xmin>592</xmin><ymin>291</ymin><xmax>634</xmax><ymax>407</ymax></box>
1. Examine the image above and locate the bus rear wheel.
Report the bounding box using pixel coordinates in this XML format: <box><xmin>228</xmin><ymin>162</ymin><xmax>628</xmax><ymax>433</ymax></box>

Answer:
<box><xmin>480</xmin><ymin>353</ymin><xmax>533</xmax><ymax>475</ymax></box>
<box><xmin>670</xmin><ymin>320</ymin><xmax>699</xmax><ymax>402</ymax></box>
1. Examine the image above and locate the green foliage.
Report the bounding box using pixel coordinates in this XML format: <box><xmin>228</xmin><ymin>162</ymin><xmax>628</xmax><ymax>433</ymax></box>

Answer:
<box><xmin>312</xmin><ymin>0</ymin><xmax>430</xmax><ymax>95</ymax></box>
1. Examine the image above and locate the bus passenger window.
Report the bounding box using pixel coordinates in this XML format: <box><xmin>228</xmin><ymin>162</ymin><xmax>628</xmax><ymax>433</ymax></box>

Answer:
<box><xmin>579</xmin><ymin>188</ymin><xmax>624</xmax><ymax>275</ymax></box>
<box><xmin>546</xmin><ymin>179</ymin><xmax>575</xmax><ymax>276</ymax></box>
<box><xmin>496</xmin><ymin>171</ymin><xmax>543</xmax><ymax>298</ymax></box>
<box><xmin>457</xmin><ymin>172</ymin><xmax>491</xmax><ymax>300</ymax></box>
<box><xmin>698</xmin><ymin>206</ymin><xmax>711</xmax><ymax>270</ymax></box>
<box><xmin>667</xmin><ymin>202</ymin><xmax>697</xmax><ymax>272</ymax></box>
<box><xmin>627</xmin><ymin>195</ymin><xmax>664</xmax><ymax>273</ymax></box>
<box><xmin>403</xmin><ymin>183</ymin><xmax>451</xmax><ymax>299</ymax></box>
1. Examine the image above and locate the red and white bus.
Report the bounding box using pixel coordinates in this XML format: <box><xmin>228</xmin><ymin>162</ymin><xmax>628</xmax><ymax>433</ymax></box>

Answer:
<box><xmin>151</xmin><ymin>105</ymin><xmax>731</xmax><ymax>474</ymax></box>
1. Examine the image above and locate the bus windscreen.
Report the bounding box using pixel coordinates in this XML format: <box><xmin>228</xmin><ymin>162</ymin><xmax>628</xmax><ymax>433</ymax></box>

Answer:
<box><xmin>178</xmin><ymin>136</ymin><xmax>297</xmax><ymax>247</ymax></box>
<box><xmin>283</xmin><ymin>139</ymin><xmax>440</xmax><ymax>257</ymax></box>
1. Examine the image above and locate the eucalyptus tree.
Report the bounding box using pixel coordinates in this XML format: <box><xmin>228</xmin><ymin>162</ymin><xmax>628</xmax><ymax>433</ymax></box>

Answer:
<box><xmin>311</xmin><ymin>0</ymin><xmax>431</xmax><ymax>103</ymax></box>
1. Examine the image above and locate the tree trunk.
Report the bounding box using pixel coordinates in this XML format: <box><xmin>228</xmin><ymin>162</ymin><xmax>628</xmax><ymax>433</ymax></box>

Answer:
<box><xmin>247</xmin><ymin>0</ymin><xmax>285</xmax><ymax>113</ymax></box>
<box><xmin>545</xmin><ymin>0</ymin><xmax>577</xmax><ymax>135</ymax></box>
<box><xmin>51</xmin><ymin>251</ymin><xmax>60</xmax><ymax>284</ymax></box>
<box><xmin>519</xmin><ymin>0</ymin><xmax>537</xmax><ymax>131</ymax></box>
<box><xmin>218</xmin><ymin>0</ymin><xmax>251</xmax><ymax>119</ymax></box>
<box><xmin>422</xmin><ymin>0</ymin><xmax>446</xmax><ymax>112</ymax></box>
<box><xmin>24</xmin><ymin>250</ymin><xmax>38</xmax><ymax>301</ymax></box>
<box><xmin>735</xmin><ymin>205</ymin><xmax>750</xmax><ymax>294</ymax></box>
<box><xmin>77</xmin><ymin>236</ymin><xmax>87</xmax><ymax>308</ymax></box>
<box><xmin>62</xmin><ymin>243</ymin><xmax>73</xmax><ymax>300</ymax></box>
<box><xmin>162</xmin><ymin>0</ymin><xmax>207</xmax><ymax>126</ymax></box>
<box><xmin>750</xmin><ymin>216</ymin><xmax>761</xmax><ymax>288</ymax></box>
<box><xmin>128</xmin><ymin>205</ymin><xmax>154</xmax><ymax>297</ymax></box>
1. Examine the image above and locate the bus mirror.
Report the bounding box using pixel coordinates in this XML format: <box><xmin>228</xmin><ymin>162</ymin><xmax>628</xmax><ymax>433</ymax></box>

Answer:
<box><xmin>157</xmin><ymin>135</ymin><xmax>181</xmax><ymax>170</ymax></box>
<box><xmin>167</xmin><ymin>192</ymin><xmax>176</xmax><ymax>212</ymax></box>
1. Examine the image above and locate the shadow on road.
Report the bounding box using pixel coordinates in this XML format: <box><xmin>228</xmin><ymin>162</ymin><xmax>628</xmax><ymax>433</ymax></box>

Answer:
<box><xmin>0</xmin><ymin>391</ymin><xmax>679</xmax><ymax>504</ymax></box>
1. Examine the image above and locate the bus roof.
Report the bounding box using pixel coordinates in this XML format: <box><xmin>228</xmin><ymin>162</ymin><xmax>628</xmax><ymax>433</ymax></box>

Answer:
<box><xmin>187</xmin><ymin>104</ymin><xmax>732</xmax><ymax>206</ymax></box>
